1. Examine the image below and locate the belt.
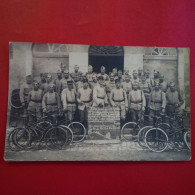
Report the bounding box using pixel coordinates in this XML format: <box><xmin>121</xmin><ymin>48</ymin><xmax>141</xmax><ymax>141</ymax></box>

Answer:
<box><xmin>82</xmin><ymin>100</ymin><xmax>92</xmax><ymax>103</ymax></box>
<box><xmin>151</xmin><ymin>101</ymin><xmax>162</xmax><ymax>103</ymax></box>
<box><xmin>67</xmin><ymin>101</ymin><xmax>76</xmax><ymax>104</ymax></box>
<box><xmin>131</xmin><ymin>101</ymin><xmax>142</xmax><ymax>104</ymax></box>
<box><xmin>113</xmin><ymin>99</ymin><xmax>124</xmax><ymax>103</ymax></box>
<box><xmin>46</xmin><ymin>103</ymin><xmax>57</xmax><ymax>106</ymax></box>
<box><xmin>30</xmin><ymin>99</ymin><xmax>41</xmax><ymax>103</ymax></box>
<box><xmin>97</xmin><ymin>96</ymin><xmax>105</xmax><ymax>99</ymax></box>
<box><xmin>167</xmin><ymin>103</ymin><xmax>176</xmax><ymax>106</ymax></box>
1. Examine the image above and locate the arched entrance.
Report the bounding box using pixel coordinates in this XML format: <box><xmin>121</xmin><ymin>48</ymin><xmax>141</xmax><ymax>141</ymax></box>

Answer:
<box><xmin>88</xmin><ymin>46</ymin><xmax>124</xmax><ymax>74</ymax></box>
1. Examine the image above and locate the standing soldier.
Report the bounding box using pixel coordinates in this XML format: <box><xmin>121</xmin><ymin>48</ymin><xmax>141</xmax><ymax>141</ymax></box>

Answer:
<box><xmin>110</xmin><ymin>79</ymin><xmax>128</xmax><ymax>126</ymax></box>
<box><xmin>122</xmin><ymin>74</ymin><xmax>132</xmax><ymax>98</ymax></box>
<box><xmin>106</xmin><ymin>73</ymin><xmax>116</xmax><ymax>100</ymax></box>
<box><xmin>92</xmin><ymin>76</ymin><xmax>108</xmax><ymax>107</ymax></box>
<box><xmin>97</xmin><ymin>66</ymin><xmax>109</xmax><ymax>81</ymax></box>
<box><xmin>58</xmin><ymin>71</ymin><xmax>75</xmax><ymax>95</ymax></box>
<box><xmin>129</xmin><ymin>82</ymin><xmax>146</xmax><ymax>122</ymax></box>
<box><xmin>42</xmin><ymin>83</ymin><xmax>61</xmax><ymax>115</ymax></box>
<box><xmin>148</xmin><ymin>81</ymin><xmax>166</xmax><ymax>125</ymax></box>
<box><xmin>27</xmin><ymin>80</ymin><xmax>43</xmax><ymax>122</ymax></box>
<box><xmin>117</xmin><ymin>70</ymin><xmax>124</xmax><ymax>82</ymax></box>
<box><xmin>138</xmin><ymin>67</ymin><xmax>143</xmax><ymax>82</ymax></box>
<box><xmin>112</xmin><ymin>67</ymin><xmax>118</xmax><ymax>77</ymax></box>
<box><xmin>139</xmin><ymin>76</ymin><xmax>151</xmax><ymax>113</ymax></box>
<box><xmin>61</xmin><ymin>80</ymin><xmax>77</xmax><ymax>123</ymax></box>
<box><xmin>86</xmin><ymin>65</ymin><xmax>95</xmax><ymax>85</ymax></box>
<box><xmin>71</xmin><ymin>65</ymin><xmax>83</xmax><ymax>84</ymax></box>
<box><xmin>159</xmin><ymin>74</ymin><xmax>168</xmax><ymax>93</ymax></box>
<box><xmin>41</xmin><ymin>74</ymin><xmax>55</xmax><ymax>94</ymax></box>
<box><xmin>60</xmin><ymin>63</ymin><xmax>66</xmax><ymax>74</ymax></box>
<box><xmin>77</xmin><ymin>78</ymin><xmax>93</xmax><ymax>132</ymax></box>
<box><xmin>90</xmin><ymin>74</ymin><xmax>98</xmax><ymax>89</ymax></box>
<box><xmin>39</xmin><ymin>73</ymin><xmax>46</xmax><ymax>88</ymax></box>
<box><xmin>54</xmin><ymin>70</ymin><xmax>62</xmax><ymax>94</ymax></box>
<box><xmin>144</xmin><ymin>69</ymin><xmax>151</xmax><ymax>86</ymax></box>
<box><xmin>150</xmin><ymin>70</ymin><xmax>160</xmax><ymax>88</ymax></box>
<box><xmin>131</xmin><ymin>70</ymin><xmax>139</xmax><ymax>84</ymax></box>
<box><xmin>19</xmin><ymin>75</ymin><xmax>33</xmax><ymax>116</ymax></box>
<box><xmin>166</xmin><ymin>81</ymin><xmax>184</xmax><ymax>117</ymax></box>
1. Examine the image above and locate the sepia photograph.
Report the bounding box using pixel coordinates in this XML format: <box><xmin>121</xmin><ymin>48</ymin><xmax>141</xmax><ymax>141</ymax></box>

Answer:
<box><xmin>4</xmin><ymin>42</ymin><xmax>191</xmax><ymax>161</ymax></box>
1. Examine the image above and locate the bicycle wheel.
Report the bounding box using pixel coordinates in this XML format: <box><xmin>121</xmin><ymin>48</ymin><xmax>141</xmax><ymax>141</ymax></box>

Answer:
<box><xmin>172</xmin><ymin>131</ymin><xmax>185</xmax><ymax>150</ymax></box>
<box><xmin>137</xmin><ymin>126</ymin><xmax>152</xmax><ymax>149</ymax></box>
<box><xmin>59</xmin><ymin>125</ymin><xmax>73</xmax><ymax>145</ymax></box>
<box><xmin>184</xmin><ymin>131</ymin><xmax>191</xmax><ymax>150</ymax></box>
<box><xmin>145</xmin><ymin>128</ymin><xmax>168</xmax><ymax>152</ymax></box>
<box><xmin>121</xmin><ymin>122</ymin><xmax>140</xmax><ymax>141</ymax></box>
<box><xmin>7</xmin><ymin>129</ymin><xmax>22</xmax><ymax>151</ymax></box>
<box><xmin>68</xmin><ymin>122</ymin><xmax>86</xmax><ymax>143</ymax></box>
<box><xmin>44</xmin><ymin>126</ymin><xmax>67</xmax><ymax>150</ymax></box>
<box><xmin>14</xmin><ymin>128</ymin><xmax>31</xmax><ymax>150</ymax></box>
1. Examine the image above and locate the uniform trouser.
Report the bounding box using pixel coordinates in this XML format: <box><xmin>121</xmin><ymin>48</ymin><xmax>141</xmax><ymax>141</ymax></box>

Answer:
<box><xmin>64</xmin><ymin>105</ymin><xmax>76</xmax><ymax>123</ymax></box>
<box><xmin>129</xmin><ymin>109</ymin><xmax>143</xmax><ymax>122</ymax></box>
<box><xmin>27</xmin><ymin>102</ymin><xmax>42</xmax><ymax>122</ymax></box>
<box><xmin>79</xmin><ymin>107</ymin><xmax>89</xmax><ymax>133</ymax></box>
<box><xmin>149</xmin><ymin>109</ymin><xmax>162</xmax><ymax>125</ymax></box>
<box><xmin>114</xmin><ymin>101</ymin><xmax>126</xmax><ymax>121</ymax></box>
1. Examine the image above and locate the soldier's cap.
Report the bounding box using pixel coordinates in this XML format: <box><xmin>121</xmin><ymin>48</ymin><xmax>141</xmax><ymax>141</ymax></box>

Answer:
<box><xmin>115</xmin><ymin>79</ymin><xmax>120</xmax><ymax>83</ymax></box>
<box><xmin>64</xmin><ymin>70</ymin><xmax>69</xmax><ymax>74</ymax></box>
<box><xmin>97</xmin><ymin>75</ymin><xmax>104</xmax><ymax>80</ymax></box>
<box><xmin>47</xmin><ymin>73</ymin><xmax>52</xmax><ymax>78</ymax></box>
<box><xmin>88</xmin><ymin>65</ymin><xmax>93</xmax><ymax>69</ymax></box>
<box><xmin>33</xmin><ymin>80</ymin><xmax>39</xmax><ymax>85</ymax></box>
<box><xmin>169</xmin><ymin>81</ymin><xmax>175</xmax><ymax>87</ymax></box>
<box><xmin>101</xmin><ymin>66</ymin><xmax>105</xmax><ymax>70</ymax></box>
<box><xmin>74</xmin><ymin>65</ymin><xmax>79</xmax><ymax>69</ymax></box>
<box><xmin>83</xmin><ymin>78</ymin><xmax>88</xmax><ymax>83</ymax></box>
<box><xmin>67</xmin><ymin>80</ymin><xmax>73</xmax><ymax>85</ymax></box>
<box><xmin>133</xmin><ymin>70</ymin><xmax>138</xmax><ymax>74</ymax></box>
<box><xmin>154</xmin><ymin>70</ymin><xmax>158</xmax><ymax>74</ymax></box>
<box><xmin>159</xmin><ymin>74</ymin><xmax>164</xmax><ymax>78</ymax></box>
<box><xmin>26</xmin><ymin>75</ymin><xmax>32</xmax><ymax>79</ymax></box>
<box><xmin>138</xmin><ymin>67</ymin><xmax>142</xmax><ymax>71</ymax></box>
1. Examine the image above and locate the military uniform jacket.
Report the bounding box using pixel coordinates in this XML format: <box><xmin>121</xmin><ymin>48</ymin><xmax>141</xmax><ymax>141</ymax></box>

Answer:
<box><xmin>148</xmin><ymin>89</ymin><xmax>166</xmax><ymax>111</ymax></box>
<box><xmin>58</xmin><ymin>77</ymin><xmax>75</xmax><ymax>94</ymax></box>
<box><xmin>110</xmin><ymin>88</ymin><xmax>128</xmax><ymax>107</ymax></box>
<box><xmin>97</xmin><ymin>73</ymin><xmax>109</xmax><ymax>81</ymax></box>
<box><xmin>139</xmin><ymin>82</ymin><xmax>151</xmax><ymax>94</ymax></box>
<box><xmin>19</xmin><ymin>82</ymin><xmax>32</xmax><ymax>103</ymax></box>
<box><xmin>129</xmin><ymin>89</ymin><xmax>146</xmax><ymax>110</ymax></box>
<box><xmin>92</xmin><ymin>83</ymin><xmax>108</xmax><ymax>107</ymax></box>
<box><xmin>159</xmin><ymin>81</ymin><xmax>168</xmax><ymax>92</ymax></box>
<box><xmin>41</xmin><ymin>81</ymin><xmax>55</xmax><ymax>94</ymax></box>
<box><xmin>77</xmin><ymin>87</ymin><xmax>93</xmax><ymax>110</ymax></box>
<box><xmin>106</xmin><ymin>81</ymin><xmax>116</xmax><ymax>93</ymax></box>
<box><xmin>122</xmin><ymin>81</ymin><xmax>132</xmax><ymax>94</ymax></box>
<box><xmin>166</xmin><ymin>89</ymin><xmax>183</xmax><ymax>105</ymax></box>
<box><xmin>61</xmin><ymin>88</ymin><xmax>77</xmax><ymax>109</ymax></box>
<box><xmin>86</xmin><ymin>72</ymin><xmax>95</xmax><ymax>83</ymax></box>
<box><xmin>70</xmin><ymin>72</ymin><xmax>82</xmax><ymax>83</ymax></box>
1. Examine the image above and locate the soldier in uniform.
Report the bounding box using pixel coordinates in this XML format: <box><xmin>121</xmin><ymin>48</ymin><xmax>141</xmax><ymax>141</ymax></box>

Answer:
<box><xmin>41</xmin><ymin>74</ymin><xmax>55</xmax><ymax>94</ymax></box>
<box><xmin>42</xmin><ymin>83</ymin><xmax>61</xmax><ymax>115</ymax></box>
<box><xmin>138</xmin><ymin>67</ymin><xmax>143</xmax><ymax>82</ymax></box>
<box><xmin>39</xmin><ymin>73</ymin><xmax>46</xmax><ymax>87</ymax></box>
<box><xmin>159</xmin><ymin>74</ymin><xmax>168</xmax><ymax>93</ymax></box>
<box><xmin>60</xmin><ymin>63</ymin><xmax>66</xmax><ymax>74</ymax></box>
<box><xmin>110</xmin><ymin>79</ymin><xmax>128</xmax><ymax>125</ymax></box>
<box><xmin>139</xmin><ymin>75</ymin><xmax>151</xmax><ymax>112</ymax></box>
<box><xmin>54</xmin><ymin>70</ymin><xmax>62</xmax><ymax>94</ymax></box>
<box><xmin>150</xmin><ymin>70</ymin><xmax>160</xmax><ymax>88</ymax></box>
<box><xmin>19</xmin><ymin>75</ymin><xmax>33</xmax><ymax>116</ymax></box>
<box><xmin>106</xmin><ymin>73</ymin><xmax>116</xmax><ymax>100</ymax></box>
<box><xmin>166</xmin><ymin>81</ymin><xmax>184</xmax><ymax>117</ymax></box>
<box><xmin>112</xmin><ymin>67</ymin><xmax>118</xmax><ymax>77</ymax></box>
<box><xmin>61</xmin><ymin>80</ymin><xmax>77</xmax><ymax>123</ymax></box>
<box><xmin>131</xmin><ymin>70</ymin><xmax>139</xmax><ymax>84</ymax></box>
<box><xmin>90</xmin><ymin>74</ymin><xmax>98</xmax><ymax>89</ymax></box>
<box><xmin>144</xmin><ymin>69</ymin><xmax>151</xmax><ymax>86</ymax></box>
<box><xmin>27</xmin><ymin>80</ymin><xmax>43</xmax><ymax>122</ymax></box>
<box><xmin>117</xmin><ymin>70</ymin><xmax>124</xmax><ymax>83</ymax></box>
<box><xmin>129</xmin><ymin>81</ymin><xmax>146</xmax><ymax>122</ymax></box>
<box><xmin>92</xmin><ymin>76</ymin><xmax>108</xmax><ymax>107</ymax></box>
<box><xmin>70</xmin><ymin>65</ymin><xmax>83</xmax><ymax>83</ymax></box>
<box><xmin>148</xmin><ymin>81</ymin><xmax>166</xmax><ymax>125</ymax></box>
<box><xmin>77</xmin><ymin>78</ymin><xmax>93</xmax><ymax>132</ymax></box>
<box><xmin>97</xmin><ymin>66</ymin><xmax>109</xmax><ymax>81</ymax></box>
<box><xmin>86</xmin><ymin>65</ymin><xmax>94</xmax><ymax>85</ymax></box>
<box><xmin>58</xmin><ymin>71</ymin><xmax>75</xmax><ymax>95</ymax></box>
<box><xmin>121</xmin><ymin>74</ymin><xmax>132</xmax><ymax>98</ymax></box>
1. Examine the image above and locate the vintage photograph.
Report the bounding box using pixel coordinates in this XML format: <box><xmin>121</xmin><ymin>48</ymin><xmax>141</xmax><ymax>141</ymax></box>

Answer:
<box><xmin>4</xmin><ymin>42</ymin><xmax>191</xmax><ymax>161</ymax></box>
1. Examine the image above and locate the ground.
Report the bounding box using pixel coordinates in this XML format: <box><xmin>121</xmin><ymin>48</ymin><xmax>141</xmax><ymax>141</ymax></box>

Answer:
<box><xmin>4</xmin><ymin>138</ymin><xmax>191</xmax><ymax>161</ymax></box>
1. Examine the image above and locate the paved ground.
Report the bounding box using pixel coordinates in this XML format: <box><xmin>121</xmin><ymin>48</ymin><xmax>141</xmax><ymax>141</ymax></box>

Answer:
<box><xmin>4</xmin><ymin>139</ymin><xmax>191</xmax><ymax>161</ymax></box>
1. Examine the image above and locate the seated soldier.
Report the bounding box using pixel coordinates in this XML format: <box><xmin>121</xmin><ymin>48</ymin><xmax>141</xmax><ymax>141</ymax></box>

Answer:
<box><xmin>110</xmin><ymin>79</ymin><xmax>128</xmax><ymax>126</ymax></box>
<box><xmin>92</xmin><ymin>76</ymin><xmax>108</xmax><ymax>107</ymax></box>
<box><xmin>61</xmin><ymin>80</ymin><xmax>77</xmax><ymax>123</ymax></box>
<box><xmin>166</xmin><ymin>81</ymin><xmax>184</xmax><ymax>117</ymax></box>
<box><xmin>42</xmin><ymin>83</ymin><xmax>61</xmax><ymax>116</ymax></box>
<box><xmin>129</xmin><ymin>82</ymin><xmax>146</xmax><ymax>122</ymax></box>
<box><xmin>27</xmin><ymin>80</ymin><xmax>43</xmax><ymax>122</ymax></box>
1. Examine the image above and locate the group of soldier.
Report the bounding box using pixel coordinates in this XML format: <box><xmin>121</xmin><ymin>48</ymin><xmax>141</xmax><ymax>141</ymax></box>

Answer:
<box><xmin>18</xmin><ymin>63</ymin><xmax>184</xmax><ymax>132</ymax></box>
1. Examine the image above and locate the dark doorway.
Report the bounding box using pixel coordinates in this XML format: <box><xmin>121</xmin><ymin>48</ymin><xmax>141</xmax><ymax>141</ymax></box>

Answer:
<box><xmin>89</xmin><ymin>46</ymin><xmax>124</xmax><ymax>74</ymax></box>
